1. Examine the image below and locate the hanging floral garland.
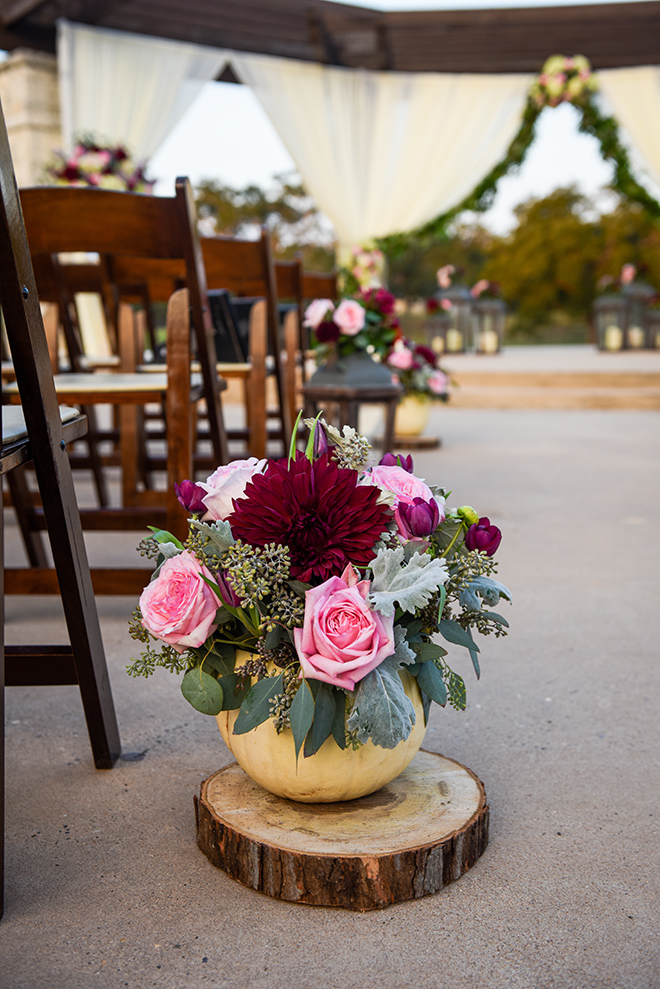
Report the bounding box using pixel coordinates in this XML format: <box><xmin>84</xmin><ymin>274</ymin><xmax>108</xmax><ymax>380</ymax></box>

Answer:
<box><xmin>379</xmin><ymin>55</ymin><xmax>660</xmax><ymax>255</ymax></box>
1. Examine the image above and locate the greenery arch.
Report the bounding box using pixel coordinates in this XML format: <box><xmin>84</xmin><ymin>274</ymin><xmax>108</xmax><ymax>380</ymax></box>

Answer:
<box><xmin>379</xmin><ymin>56</ymin><xmax>660</xmax><ymax>256</ymax></box>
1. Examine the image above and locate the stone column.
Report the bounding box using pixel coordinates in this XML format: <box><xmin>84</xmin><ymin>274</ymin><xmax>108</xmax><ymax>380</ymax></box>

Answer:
<box><xmin>0</xmin><ymin>48</ymin><xmax>62</xmax><ymax>186</ymax></box>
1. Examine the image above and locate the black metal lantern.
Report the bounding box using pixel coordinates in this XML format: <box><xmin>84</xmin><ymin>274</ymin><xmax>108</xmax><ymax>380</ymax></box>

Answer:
<box><xmin>593</xmin><ymin>295</ymin><xmax>627</xmax><ymax>351</ymax></box>
<box><xmin>424</xmin><ymin>309</ymin><xmax>451</xmax><ymax>357</ymax></box>
<box><xmin>472</xmin><ymin>298</ymin><xmax>506</xmax><ymax>354</ymax></box>
<box><xmin>622</xmin><ymin>281</ymin><xmax>656</xmax><ymax>349</ymax></box>
<box><xmin>646</xmin><ymin>310</ymin><xmax>660</xmax><ymax>350</ymax></box>
<box><xmin>437</xmin><ymin>285</ymin><xmax>473</xmax><ymax>353</ymax></box>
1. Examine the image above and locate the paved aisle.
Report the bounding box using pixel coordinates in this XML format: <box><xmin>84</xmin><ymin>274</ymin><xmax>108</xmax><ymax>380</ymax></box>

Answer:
<box><xmin>2</xmin><ymin>406</ymin><xmax>659</xmax><ymax>989</ymax></box>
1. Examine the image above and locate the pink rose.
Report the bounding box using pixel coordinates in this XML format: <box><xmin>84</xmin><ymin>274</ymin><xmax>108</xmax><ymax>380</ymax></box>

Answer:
<box><xmin>471</xmin><ymin>279</ymin><xmax>490</xmax><ymax>298</ymax></box>
<box><xmin>437</xmin><ymin>265</ymin><xmax>455</xmax><ymax>289</ymax></box>
<box><xmin>139</xmin><ymin>550</ymin><xmax>220</xmax><ymax>652</ymax></box>
<box><xmin>304</xmin><ymin>298</ymin><xmax>334</xmax><ymax>329</ymax></box>
<box><xmin>387</xmin><ymin>347</ymin><xmax>415</xmax><ymax>371</ymax></box>
<box><xmin>293</xmin><ymin>564</ymin><xmax>395</xmax><ymax>690</ymax></box>
<box><xmin>620</xmin><ymin>263</ymin><xmax>637</xmax><ymax>285</ymax></box>
<box><xmin>200</xmin><ymin>457</ymin><xmax>266</xmax><ymax>521</ymax></box>
<box><xmin>333</xmin><ymin>299</ymin><xmax>366</xmax><ymax>336</ymax></box>
<box><xmin>428</xmin><ymin>370</ymin><xmax>449</xmax><ymax>395</ymax></box>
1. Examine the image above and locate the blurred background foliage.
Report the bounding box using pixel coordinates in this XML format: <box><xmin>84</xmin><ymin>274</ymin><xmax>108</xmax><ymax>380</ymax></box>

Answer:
<box><xmin>196</xmin><ymin>177</ymin><xmax>660</xmax><ymax>345</ymax></box>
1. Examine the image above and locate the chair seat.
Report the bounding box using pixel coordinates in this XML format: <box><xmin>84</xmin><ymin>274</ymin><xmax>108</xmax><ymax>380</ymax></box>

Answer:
<box><xmin>4</xmin><ymin>371</ymin><xmax>204</xmax><ymax>404</ymax></box>
<box><xmin>1</xmin><ymin>406</ymin><xmax>88</xmax><ymax>475</ymax></box>
<box><xmin>2</xmin><ymin>404</ymin><xmax>81</xmax><ymax>444</ymax></box>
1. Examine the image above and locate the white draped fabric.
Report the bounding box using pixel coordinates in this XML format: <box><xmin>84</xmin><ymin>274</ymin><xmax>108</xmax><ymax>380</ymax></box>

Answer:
<box><xmin>599</xmin><ymin>66</ymin><xmax>660</xmax><ymax>189</ymax></box>
<box><xmin>230</xmin><ymin>52</ymin><xmax>532</xmax><ymax>246</ymax></box>
<box><xmin>56</xmin><ymin>20</ymin><xmax>228</xmax><ymax>159</ymax></box>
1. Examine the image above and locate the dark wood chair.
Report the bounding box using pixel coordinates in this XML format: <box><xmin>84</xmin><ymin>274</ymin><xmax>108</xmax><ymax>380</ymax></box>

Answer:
<box><xmin>0</xmin><ymin>96</ymin><xmax>121</xmax><ymax>918</ymax></box>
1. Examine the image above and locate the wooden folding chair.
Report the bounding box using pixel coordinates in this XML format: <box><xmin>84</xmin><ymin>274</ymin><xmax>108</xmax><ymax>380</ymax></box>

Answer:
<box><xmin>0</xmin><ymin>96</ymin><xmax>121</xmax><ymax>918</ymax></box>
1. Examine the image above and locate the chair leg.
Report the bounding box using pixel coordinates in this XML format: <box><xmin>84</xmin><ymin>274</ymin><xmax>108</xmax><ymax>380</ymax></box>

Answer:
<box><xmin>80</xmin><ymin>405</ymin><xmax>109</xmax><ymax>508</ymax></box>
<box><xmin>1</xmin><ymin>495</ymin><xmax>5</xmax><ymax>920</ymax></box>
<box><xmin>5</xmin><ymin>466</ymin><xmax>48</xmax><ymax>567</ymax></box>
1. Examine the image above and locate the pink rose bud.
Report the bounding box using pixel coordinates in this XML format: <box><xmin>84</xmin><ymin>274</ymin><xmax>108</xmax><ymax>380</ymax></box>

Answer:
<box><xmin>293</xmin><ymin>565</ymin><xmax>395</xmax><ymax>690</ymax></box>
<box><xmin>139</xmin><ymin>550</ymin><xmax>221</xmax><ymax>652</ymax></box>
<box><xmin>333</xmin><ymin>299</ymin><xmax>366</xmax><ymax>336</ymax></box>
<box><xmin>465</xmin><ymin>517</ymin><xmax>502</xmax><ymax>557</ymax></box>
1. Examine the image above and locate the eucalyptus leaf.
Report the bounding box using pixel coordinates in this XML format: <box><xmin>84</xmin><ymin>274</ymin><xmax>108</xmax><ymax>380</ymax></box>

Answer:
<box><xmin>204</xmin><ymin>643</ymin><xmax>235</xmax><ymax>678</ymax></box>
<box><xmin>287</xmin><ymin>580</ymin><xmax>312</xmax><ymax>597</ymax></box>
<box><xmin>434</xmin><ymin>518</ymin><xmax>463</xmax><ymax>557</ymax></box>
<box><xmin>417</xmin><ymin>661</ymin><xmax>447</xmax><ymax>707</ymax></box>
<box><xmin>420</xmin><ymin>688</ymin><xmax>432</xmax><ymax>726</ymax></box>
<box><xmin>368</xmin><ymin>547</ymin><xmax>448</xmax><ymax>617</ymax></box>
<box><xmin>148</xmin><ymin>527</ymin><xmax>184</xmax><ymax>549</ymax></box>
<box><xmin>331</xmin><ymin>690</ymin><xmax>347</xmax><ymax>750</ymax></box>
<box><xmin>181</xmin><ymin>668</ymin><xmax>223</xmax><ymax>716</ymax></box>
<box><xmin>233</xmin><ymin>674</ymin><xmax>284</xmax><ymax>735</ymax></box>
<box><xmin>482</xmin><ymin>610</ymin><xmax>509</xmax><ymax>627</ymax></box>
<box><xmin>439</xmin><ymin>618</ymin><xmax>480</xmax><ymax>653</ymax></box>
<box><xmin>469</xmin><ymin>648</ymin><xmax>481</xmax><ymax>680</ymax></box>
<box><xmin>289</xmin><ymin>680</ymin><xmax>315</xmax><ymax>760</ymax></box>
<box><xmin>307</xmin><ymin>682</ymin><xmax>337</xmax><ymax>756</ymax></box>
<box><xmin>217</xmin><ymin>673</ymin><xmax>250</xmax><ymax>710</ymax></box>
<box><xmin>414</xmin><ymin>641</ymin><xmax>447</xmax><ymax>663</ymax></box>
<box><xmin>264</xmin><ymin>624</ymin><xmax>284</xmax><ymax>650</ymax></box>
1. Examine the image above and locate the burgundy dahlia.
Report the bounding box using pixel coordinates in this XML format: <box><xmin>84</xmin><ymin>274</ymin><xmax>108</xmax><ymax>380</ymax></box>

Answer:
<box><xmin>465</xmin><ymin>517</ymin><xmax>502</xmax><ymax>557</ymax></box>
<box><xmin>414</xmin><ymin>344</ymin><xmax>437</xmax><ymax>367</ymax></box>
<box><xmin>228</xmin><ymin>453</ymin><xmax>392</xmax><ymax>582</ymax></box>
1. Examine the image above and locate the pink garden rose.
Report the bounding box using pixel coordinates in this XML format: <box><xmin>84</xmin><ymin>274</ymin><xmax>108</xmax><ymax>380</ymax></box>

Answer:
<box><xmin>387</xmin><ymin>347</ymin><xmax>415</xmax><ymax>371</ymax></box>
<box><xmin>333</xmin><ymin>299</ymin><xmax>366</xmax><ymax>336</ymax></box>
<box><xmin>139</xmin><ymin>550</ymin><xmax>221</xmax><ymax>652</ymax></box>
<box><xmin>200</xmin><ymin>458</ymin><xmax>266</xmax><ymax>521</ymax></box>
<box><xmin>437</xmin><ymin>265</ymin><xmax>455</xmax><ymax>289</ymax></box>
<box><xmin>293</xmin><ymin>564</ymin><xmax>395</xmax><ymax>690</ymax></box>
<box><xmin>427</xmin><ymin>369</ymin><xmax>449</xmax><ymax>395</ymax></box>
<box><xmin>304</xmin><ymin>298</ymin><xmax>334</xmax><ymax>329</ymax></box>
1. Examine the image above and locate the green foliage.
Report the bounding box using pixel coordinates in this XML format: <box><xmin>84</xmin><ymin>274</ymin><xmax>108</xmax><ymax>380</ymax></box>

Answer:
<box><xmin>233</xmin><ymin>673</ymin><xmax>285</xmax><ymax>734</ymax></box>
<box><xmin>368</xmin><ymin>547</ymin><xmax>448</xmax><ymax>617</ymax></box>
<box><xmin>181</xmin><ymin>667</ymin><xmax>224</xmax><ymax>716</ymax></box>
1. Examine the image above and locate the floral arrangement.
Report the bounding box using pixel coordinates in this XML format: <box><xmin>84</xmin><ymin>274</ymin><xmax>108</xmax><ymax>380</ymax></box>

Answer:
<box><xmin>304</xmin><ymin>287</ymin><xmax>401</xmax><ymax>363</ymax></box>
<box><xmin>471</xmin><ymin>279</ymin><xmax>501</xmax><ymax>300</ymax></box>
<box><xmin>529</xmin><ymin>55</ymin><xmax>597</xmax><ymax>109</ymax></box>
<box><xmin>340</xmin><ymin>245</ymin><xmax>386</xmax><ymax>294</ymax></box>
<box><xmin>45</xmin><ymin>138</ymin><xmax>155</xmax><ymax>192</ymax></box>
<box><xmin>387</xmin><ymin>339</ymin><xmax>450</xmax><ymax>401</ymax></box>
<box><xmin>128</xmin><ymin>418</ymin><xmax>510</xmax><ymax>756</ymax></box>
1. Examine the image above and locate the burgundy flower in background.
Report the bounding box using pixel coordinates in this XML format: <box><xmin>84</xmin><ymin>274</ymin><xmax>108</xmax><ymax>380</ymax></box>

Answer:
<box><xmin>373</xmin><ymin>288</ymin><xmax>396</xmax><ymax>315</ymax></box>
<box><xmin>228</xmin><ymin>453</ymin><xmax>391</xmax><ymax>582</ymax></box>
<box><xmin>465</xmin><ymin>517</ymin><xmax>502</xmax><ymax>557</ymax></box>
<box><xmin>379</xmin><ymin>452</ymin><xmax>414</xmax><ymax>473</ymax></box>
<box><xmin>414</xmin><ymin>344</ymin><xmax>437</xmax><ymax>367</ymax></box>
<box><xmin>315</xmin><ymin>319</ymin><xmax>341</xmax><ymax>344</ymax></box>
<box><xmin>426</xmin><ymin>298</ymin><xmax>440</xmax><ymax>314</ymax></box>
<box><xmin>397</xmin><ymin>497</ymin><xmax>440</xmax><ymax>539</ymax></box>
<box><xmin>174</xmin><ymin>479</ymin><xmax>207</xmax><ymax>515</ymax></box>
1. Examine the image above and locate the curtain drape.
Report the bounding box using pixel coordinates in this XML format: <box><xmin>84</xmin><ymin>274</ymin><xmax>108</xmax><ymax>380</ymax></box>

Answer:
<box><xmin>230</xmin><ymin>52</ymin><xmax>532</xmax><ymax>246</ymax></box>
<box><xmin>57</xmin><ymin>20</ymin><xmax>228</xmax><ymax>159</ymax></box>
<box><xmin>599</xmin><ymin>65</ymin><xmax>660</xmax><ymax>190</ymax></box>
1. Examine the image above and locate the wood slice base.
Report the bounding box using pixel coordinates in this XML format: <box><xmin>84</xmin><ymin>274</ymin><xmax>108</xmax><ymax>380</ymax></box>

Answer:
<box><xmin>374</xmin><ymin>434</ymin><xmax>442</xmax><ymax>450</ymax></box>
<box><xmin>194</xmin><ymin>750</ymin><xmax>488</xmax><ymax>911</ymax></box>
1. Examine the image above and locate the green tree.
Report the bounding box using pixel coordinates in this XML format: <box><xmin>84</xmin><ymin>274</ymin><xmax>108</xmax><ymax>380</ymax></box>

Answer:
<box><xmin>195</xmin><ymin>174</ymin><xmax>335</xmax><ymax>271</ymax></box>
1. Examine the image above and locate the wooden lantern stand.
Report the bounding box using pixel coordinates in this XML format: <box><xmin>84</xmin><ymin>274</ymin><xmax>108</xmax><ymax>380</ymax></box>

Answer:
<box><xmin>195</xmin><ymin>750</ymin><xmax>489</xmax><ymax>911</ymax></box>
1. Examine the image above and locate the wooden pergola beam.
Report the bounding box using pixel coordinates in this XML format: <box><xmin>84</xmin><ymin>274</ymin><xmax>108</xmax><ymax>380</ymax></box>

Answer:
<box><xmin>1</xmin><ymin>0</ymin><xmax>659</xmax><ymax>73</ymax></box>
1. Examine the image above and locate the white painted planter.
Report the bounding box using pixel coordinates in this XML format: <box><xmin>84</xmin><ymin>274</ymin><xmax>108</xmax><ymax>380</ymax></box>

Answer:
<box><xmin>217</xmin><ymin>652</ymin><xmax>427</xmax><ymax>803</ymax></box>
<box><xmin>395</xmin><ymin>395</ymin><xmax>431</xmax><ymax>436</ymax></box>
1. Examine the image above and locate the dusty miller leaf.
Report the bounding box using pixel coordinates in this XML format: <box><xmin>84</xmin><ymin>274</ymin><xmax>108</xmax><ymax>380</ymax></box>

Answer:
<box><xmin>189</xmin><ymin>518</ymin><xmax>235</xmax><ymax>557</ymax></box>
<box><xmin>368</xmin><ymin>547</ymin><xmax>448</xmax><ymax>617</ymax></box>
<box><xmin>150</xmin><ymin>542</ymin><xmax>183</xmax><ymax>581</ymax></box>
<box><xmin>347</xmin><ymin>627</ymin><xmax>417</xmax><ymax>749</ymax></box>
<box><xmin>460</xmin><ymin>575</ymin><xmax>513</xmax><ymax>611</ymax></box>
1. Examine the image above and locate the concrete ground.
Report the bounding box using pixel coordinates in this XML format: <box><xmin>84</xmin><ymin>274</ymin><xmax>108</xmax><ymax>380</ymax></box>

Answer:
<box><xmin>2</xmin><ymin>399</ymin><xmax>659</xmax><ymax>988</ymax></box>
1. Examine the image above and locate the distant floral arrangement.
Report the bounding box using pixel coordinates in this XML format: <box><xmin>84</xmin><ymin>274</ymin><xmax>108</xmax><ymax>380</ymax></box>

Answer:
<box><xmin>387</xmin><ymin>339</ymin><xmax>450</xmax><ymax>401</ymax></box>
<box><xmin>304</xmin><ymin>288</ymin><xmax>401</xmax><ymax>362</ymax></box>
<box><xmin>529</xmin><ymin>54</ymin><xmax>597</xmax><ymax>109</ymax></box>
<box><xmin>128</xmin><ymin>418</ymin><xmax>510</xmax><ymax>757</ymax></box>
<box><xmin>471</xmin><ymin>279</ymin><xmax>501</xmax><ymax>299</ymax></box>
<box><xmin>340</xmin><ymin>245</ymin><xmax>386</xmax><ymax>294</ymax></box>
<box><xmin>45</xmin><ymin>138</ymin><xmax>155</xmax><ymax>193</ymax></box>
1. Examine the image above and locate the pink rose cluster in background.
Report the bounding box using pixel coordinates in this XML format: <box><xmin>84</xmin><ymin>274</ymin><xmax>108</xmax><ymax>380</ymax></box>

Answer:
<box><xmin>294</xmin><ymin>564</ymin><xmax>395</xmax><ymax>690</ymax></box>
<box><xmin>333</xmin><ymin>299</ymin><xmax>366</xmax><ymax>336</ymax></box>
<box><xmin>303</xmin><ymin>298</ymin><xmax>334</xmax><ymax>329</ymax></box>
<box><xmin>139</xmin><ymin>550</ymin><xmax>221</xmax><ymax>652</ymax></box>
<box><xmin>200</xmin><ymin>458</ymin><xmax>266</xmax><ymax>521</ymax></box>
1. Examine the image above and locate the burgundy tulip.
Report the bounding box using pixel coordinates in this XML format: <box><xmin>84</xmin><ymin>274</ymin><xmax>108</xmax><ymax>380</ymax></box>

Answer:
<box><xmin>312</xmin><ymin>420</ymin><xmax>328</xmax><ymax>458</ymax></box>
<box><xmin>379</xmin><ymin>452</ymin><xmax>414</xmax><ymax>473</ymax></box>
<box><xmin>174</xmin><ymin>479</ymin><xmax>207</xmax><ymax>515</ymax></box>
<box><xmin>216</xmin><ymin>571</ymin><xmax>242</xmax><ymax>608</ymax></box>
<box><xmin>465</xmin><ymin>517</ymin><xmax>502</xmax><ymax>556</ymax></box>
<box><xmin>397</xmin><ymin>496</ymin><xmax>440</xmax><ymax>539</ymax></box>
